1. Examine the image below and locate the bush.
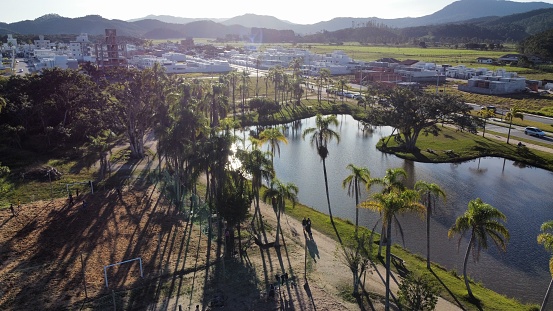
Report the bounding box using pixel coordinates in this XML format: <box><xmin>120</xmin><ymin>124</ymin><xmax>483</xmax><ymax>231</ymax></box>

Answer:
<box><xmin>249</xmin><ymin>98</ymin><xmax>280</xmax><ymax>115</ymax></box>
<box><xmin>398</xmin><ymin>272</ymin><xmax>439</xmax><ymax>311</ymax></box>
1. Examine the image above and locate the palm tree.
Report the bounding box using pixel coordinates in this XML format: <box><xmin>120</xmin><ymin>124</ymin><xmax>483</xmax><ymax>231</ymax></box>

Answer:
<box><xmin>237</xmin><ymin>147</ymin><xmax>274</xmax><ymax>232</ymax></box>
<box><xmin>303</xmin><ymin>114</ymin><xmax>342</xmax><ymax>244</ymax></box>
<box><xmin>360</xmin><ymin>189</ymin><xmax>425</xmax><ymax>311</ymax></box>
<box><xmin>537</xmin><ymin>220</ymin><xmax>553</xmax><ymax>311</ymax></box>
<box><xmin>318</xmin><ymin>68</ymin><xmax>331</xmax><ymax>104</ymax></box>
<box><xmin>448</xmin><ymin>198</ymin><xmax>509</xmax><ymax>299</ymax></box>
<box><xmin>342</xmin><ymin>164</ymin><xmax>371</xmax><ymax>238</ymax></box>
<box><xmin>414</xmin><ymin>181</ymin><xmax>446</xmax><ymax>269</ymax></box>
<box><xmin>262</xmin><ymin>178</ymin><xmax>298</xmax><ymax>246</ymax></box>
<box><xmin>370</xmin><ymin>167</ymin><xmax>408</xmax><ymax>256</ymax></box>
<box><xmin>259</xmin><ymin>127</ymin><xmax>288</xmax><ymax>164</ymax></box>
<box><xmin>476</xmin><ymin>107</ymin><xmax>496</xmax><ymax>137</ymax></box>
<box><xmin>505</xmin><ymin>105</ymin><xmax>524</xmax><ymax>144</ymax></box>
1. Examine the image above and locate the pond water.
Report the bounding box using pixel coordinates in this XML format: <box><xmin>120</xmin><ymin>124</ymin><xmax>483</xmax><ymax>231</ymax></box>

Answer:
<box><xmin>238</xmin><ymin>114</ymin><xmax>553</xmax><ymax>304</ymax></box>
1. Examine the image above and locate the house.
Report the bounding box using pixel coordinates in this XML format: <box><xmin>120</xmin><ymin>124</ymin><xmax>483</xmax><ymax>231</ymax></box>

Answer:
<box><xmin>477</xmin><ymin>57</ymin><xmax>494</xmax><ymax>64</ymax></box>
<box><xmin>498</xmin><ymin>54</ymin><xmax>522</xmax><ymax>63</ymax></box>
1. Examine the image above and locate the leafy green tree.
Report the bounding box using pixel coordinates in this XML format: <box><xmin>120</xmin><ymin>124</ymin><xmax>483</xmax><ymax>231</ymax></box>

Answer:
<box><xmin>375</xmin><ymin>88</ymin><xmax>474</xmax><ymax>151</ymax></box>
<box><xmin>303</xmin><ymin>114</ymin><xmax>342</xmax><ymax>244</ymax></box>
<box><xmin>398</xmin><ymin>272</ymin><xmax>439</xmax><ymax>311</ymax></box>
<box><xmin>537</xmin><ymin>220</ymin><xmax>553</xmax><ymax>311</ymax></box>
<box><xmin>476</xmin><ymin>107</ymin><xmax>496</xmax><ymax>137</ymax></box>
<box><xmin>360</xmin><ymin>189</ymin><xmax>425</xmax><ymax>311</ymax></box>
<box><xmin>342</xmin><ymin>164</ymin><xmax>371</xmax><ymax>237</ymax></box>
<box><xmin>448</xmin><ymin>198</ymin><xmax>510</xmax><ymax>299</ymax></box>
<box><xmin>415</xmin><ymin>181</ymin><xmax>446</xmax><ymax>269</ymax></box>
<box><xmin>505</xmin><ymin>105</ymin><xmax>524</xmax><ymax>144</ymax></box>
<box><xmin>519</xmin><ymin>28</ymin><xmax>553</xmax><ymax>61</ymax></box>
<box><xmin>109</xmin><ymin>64</ymin><xmax>169</xmax><ymax>158</ymax></box>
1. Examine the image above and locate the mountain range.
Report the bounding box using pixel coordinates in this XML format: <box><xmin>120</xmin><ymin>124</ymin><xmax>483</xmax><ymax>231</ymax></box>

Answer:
<box><xmin>0</xmin><ymin>0</ymin><xmax>552</xmax><ymax>41</ymax></box>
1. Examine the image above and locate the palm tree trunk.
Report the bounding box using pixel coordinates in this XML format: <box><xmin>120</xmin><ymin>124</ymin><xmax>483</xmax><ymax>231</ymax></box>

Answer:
<box><xmin>507</xmin><ymin>121</ymin><xmax>513</xmax><ymax>144</ymax></box>
<box><xmin>540</xmin><ymin>278</ymin><xmax>553</xmax><ymax>311</ymax></box>
<box><xmin>322</xmin><ymin>158</ymin><xmax>342</xmax><ymax>245</ymax></box>
<box><xmin>354</xmin><ymin>178</ymin><xmax>359</xmax><ymax>238</ymax></box>
<box><xmin>463</xmin><ymin>234</ymin><xmax>475</xmax><ymax>299</ymax></box>
<box><xmin>426</xmin><ymin>193</ymin><xmax>431</xmax><ymax>269</ymax></box>
<box><xmin>275</xmin><ymin>200</ymin><xmax>282</xmax><ymax>246</ymax></box>
<box><xmin>385</xmin><ymin>218</ymin><xmax>392</xmax><ymax>311</ymax></box>
<box><xmin>482</xmin><ymin>119</ymin><xmax>487</xmax><ymax>137</ymax></box>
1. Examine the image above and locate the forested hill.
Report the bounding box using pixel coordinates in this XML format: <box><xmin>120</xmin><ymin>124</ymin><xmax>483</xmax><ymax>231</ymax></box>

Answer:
<box><xmin>299</xmin><ymin>8</ymin><xmax>553</xmax><ymax>44</ymax></box>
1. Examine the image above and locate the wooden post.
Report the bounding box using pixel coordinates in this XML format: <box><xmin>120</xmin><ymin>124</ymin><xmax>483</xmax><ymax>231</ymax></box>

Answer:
<box><xmin>80</xmin><ymin>253</ymin><xmax>88</xmax><ymax>299</ymax></box>
<box><xmin>112</xmin><ymin>290</ymin><xmax>116</xmax><ymax>311</ymax></box>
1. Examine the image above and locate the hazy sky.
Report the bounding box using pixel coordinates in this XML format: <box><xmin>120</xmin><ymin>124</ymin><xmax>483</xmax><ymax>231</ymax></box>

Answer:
<box><xmin>1</xmin><ymin>0</ymin><xmax>553</xmax><ymax>24</ymax></box>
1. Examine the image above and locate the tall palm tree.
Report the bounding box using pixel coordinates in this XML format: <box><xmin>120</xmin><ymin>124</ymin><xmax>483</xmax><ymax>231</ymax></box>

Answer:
<box><xmin>537</xmin><ymin>220</ymin><xmax>553</xmax><ymax>311</ymax></box>
<box><xmin>318</xmin><ymin>68</ymin><xmax>331</xmax><ymax>104</ymax></box>
<box><xmin>414</xmin><ymin>181</ymin><xmax>446</xmax><ymax>269</ymax></box>
<box><xmin>259</xmin><ymin>127</ymin><xmax>288</xmax><ymax>164</ymax></box>
<box><xmin>262</xmin><ymin>178</ymin><xmax>298</xmax><ymax>246</ymax></box>
<box><xmin>448</xmin><ymin>198</ymin><xmax>509</xmax><ymax>299</ymax></box>
<box><xmin>505</xmin><ymin>105</ymin><xmax>524</xmax><ymax>144</ymax></box>
<box><xmin>342</xmin><ymin>164</ymin><xmax>371</xmax><ymax>238</ymax></box>
<box><xmin>303</xmin><ymin>114</ymin><xmax>342</xmax><ymax>244</ymax></box>
<box><xmin>370</xmin><ymin>167</ymin><xmax>408</xmax><ymax>256</ymax></box>
<box><xmin>360</xmin><ymin>189</ymin><xmax>425</xmax><ymax>311</ymax></box>
<box><xmin>476</xmin><ymin>107</ymin><xmax>496</xmax><ymax>137</ymax></box>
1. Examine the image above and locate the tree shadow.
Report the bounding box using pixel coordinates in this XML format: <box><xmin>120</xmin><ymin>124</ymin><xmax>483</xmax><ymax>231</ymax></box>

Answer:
<box><xmin>429</xmin><ymin>268</ymin><xmax>467</xmax><ymax>311</ymax></box>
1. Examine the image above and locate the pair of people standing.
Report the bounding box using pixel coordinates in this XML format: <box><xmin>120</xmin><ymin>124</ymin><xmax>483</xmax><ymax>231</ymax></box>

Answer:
<box><xmin>302</xmin><ymin>217</ymin><xmax>312</xmax><ymax>238</ymax></box>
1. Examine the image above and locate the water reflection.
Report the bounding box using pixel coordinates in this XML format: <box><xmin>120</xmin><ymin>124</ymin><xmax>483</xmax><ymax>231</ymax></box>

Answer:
<box><xmin>237</xmin><ymin>115</ymin><xmax>553</xmax><ymax>304</ymax></box>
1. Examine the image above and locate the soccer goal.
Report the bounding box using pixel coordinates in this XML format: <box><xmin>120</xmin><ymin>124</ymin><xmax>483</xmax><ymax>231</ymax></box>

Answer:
<box><xmin>103</xmin><ymin>257</ymin><xmax>143</xmax><ymax>288</ymax></box>
<box><xmin>65</xmin><ymin>181</ymin><xmax>94</xmax><ymax>195</ymax></box>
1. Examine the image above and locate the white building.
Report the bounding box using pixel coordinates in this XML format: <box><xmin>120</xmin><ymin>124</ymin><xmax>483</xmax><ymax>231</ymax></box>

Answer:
<box><xmin>69</xmin><ymin>33</ymin><xmax>94</xmax><ymax>62</ymax></box>
<box><xmin>162</xmin><ymin>52</ymin><xmax>187</xmax><ymax>62</ymax></box>
<box><xmin>34</xmin><ymin>55</ymin><xmax>79</xmax><ymax>71</ymax></box>
<box><xmin>34</xmin><ymin>35</ymin><xmax>51</xmax><ymax>50</ymax></box>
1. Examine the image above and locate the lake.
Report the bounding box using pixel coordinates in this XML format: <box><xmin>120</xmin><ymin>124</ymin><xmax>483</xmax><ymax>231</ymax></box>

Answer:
<box><xmin>238</xmin><ymin>114</ymin><xmax>553</xmax><ymax>304</ymax></box>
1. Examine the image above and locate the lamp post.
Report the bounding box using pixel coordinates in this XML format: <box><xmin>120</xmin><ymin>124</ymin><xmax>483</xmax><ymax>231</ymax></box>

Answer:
<box><xmin>435</xmin><ymin>70</ymin><xmax>440</xmax><ymax>94</ymax></box>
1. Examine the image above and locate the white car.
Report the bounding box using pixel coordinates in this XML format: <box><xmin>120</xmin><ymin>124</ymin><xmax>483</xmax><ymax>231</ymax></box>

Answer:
<box><xmin>524</xmin><ymin>127</ymin><xmax>546</xmax><ymax>138</ymax></box>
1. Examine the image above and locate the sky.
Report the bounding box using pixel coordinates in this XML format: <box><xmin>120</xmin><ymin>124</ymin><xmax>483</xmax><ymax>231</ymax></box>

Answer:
<box><xmin>1</xmin><ymin>0</ymin><xmax>553</xmax><ymax>25</ymax></box>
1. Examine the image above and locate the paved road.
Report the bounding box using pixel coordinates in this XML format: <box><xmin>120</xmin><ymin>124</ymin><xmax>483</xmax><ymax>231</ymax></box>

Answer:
<box><xmin>485</xmin><ymin>121</ymin><xmax>553</xmax><ymax>144</ymax></box>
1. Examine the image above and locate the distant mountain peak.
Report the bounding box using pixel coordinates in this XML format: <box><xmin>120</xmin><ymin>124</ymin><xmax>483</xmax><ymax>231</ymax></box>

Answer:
<box><xmin>35</xmin><ymin>14</ymin><xmax>63</xmax><ymax>22</ymax></box>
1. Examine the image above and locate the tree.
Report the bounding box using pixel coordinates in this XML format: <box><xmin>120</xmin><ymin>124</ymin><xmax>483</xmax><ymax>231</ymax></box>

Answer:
<box><xmin>537</xmin><ymin>220</ymin><xmax>553</xmax><ymax>311</ymax></box>
<box><xmin>505</xmin><ymin>105</ymin><xmax>524</xmax><ymax>144</ymax></box>
<box><xmin>218</xmin><ymin>169</ymin><xmax>253</xmax><ymax>259</ymax></box>
<box><xmin>342</xmin><ymin>164</ymin><xmax>371</xmax><ymax>238</ymax></box>
<box><xmin>370</xmin><ymin>167</ymin><xmax>408</xmax><ymax>257</ymax></box>
<box><xmin>476</xmin><ymin>107</ymin><xmax>496</xmax><ymax>137</ymax></box>
<box><xmin>448</xmin><ymin>198</ymin><xmax>509</xmax><ymax>300</ymax></box>
<box><xmin>375</xmin><ymin>88</ymin><xmax>475</xmax><ymax>151</ymax></box>
<box><xmin>303</xmin><ymin>114</ymin><xmax>342</xmax><ymax>244</ymax></box>
<box><xmin>109</xmin><ymin>64</ymin><xmax>169</xmax><ymax>158</ymax></box>
<box><xmin>318</xmin><ymin>68</ymin><xmax>331</xmax><ymax>104</ymax></box>
<box><xmin>262</xmin><ymin>178</ymin><xmax>298</xmax><ymax>246</ymax></box>
<box><xmin>360</xmin><ymin>189</ymin><xmax>425</xmax><ymax>311</ymax></box>
<box><xmin>415</xmin><ymin>181</ymin><xmax>446</xmax><ymax>269</ymax></box>
<box><xmin>398</xmin><ymin>272</ymin><xmax>439</xmax><ymax>311</ymax></box>
<box><xmin>258</xmin><ymin>127</ymin><xmax>288</xmax><ymax>164</ymax></box>
<box><xmin>236</xmin><ymin>146</ymin><xmax>274</xmax><ymax>235</ymax></box>
<box><xmin>338</xmin><ymin>233</ymin><xmax>372</xmax><ymax>295</ymax></box>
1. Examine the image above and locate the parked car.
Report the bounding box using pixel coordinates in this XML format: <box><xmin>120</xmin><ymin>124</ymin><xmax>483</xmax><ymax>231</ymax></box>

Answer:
<box><xmin>524</xmin><ymin>127</ymin><xmax>546</xmax><ymax>138</ymax></box>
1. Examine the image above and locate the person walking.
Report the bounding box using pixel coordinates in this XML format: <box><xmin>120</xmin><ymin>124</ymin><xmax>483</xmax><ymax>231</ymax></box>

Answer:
<box><xmin>10</xmin><ymin>203</ymin><xmax>16</xmax><ymax>217</ymax></box>
<box><xmin>302</xmin><ymin>217</ymin><xmax>307</xmax><ymax>233</ymax></box>
<box><xmin>306</xmin><ymin>218</ymin><xmax>312</xmax><ymax>238</ymax></box>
